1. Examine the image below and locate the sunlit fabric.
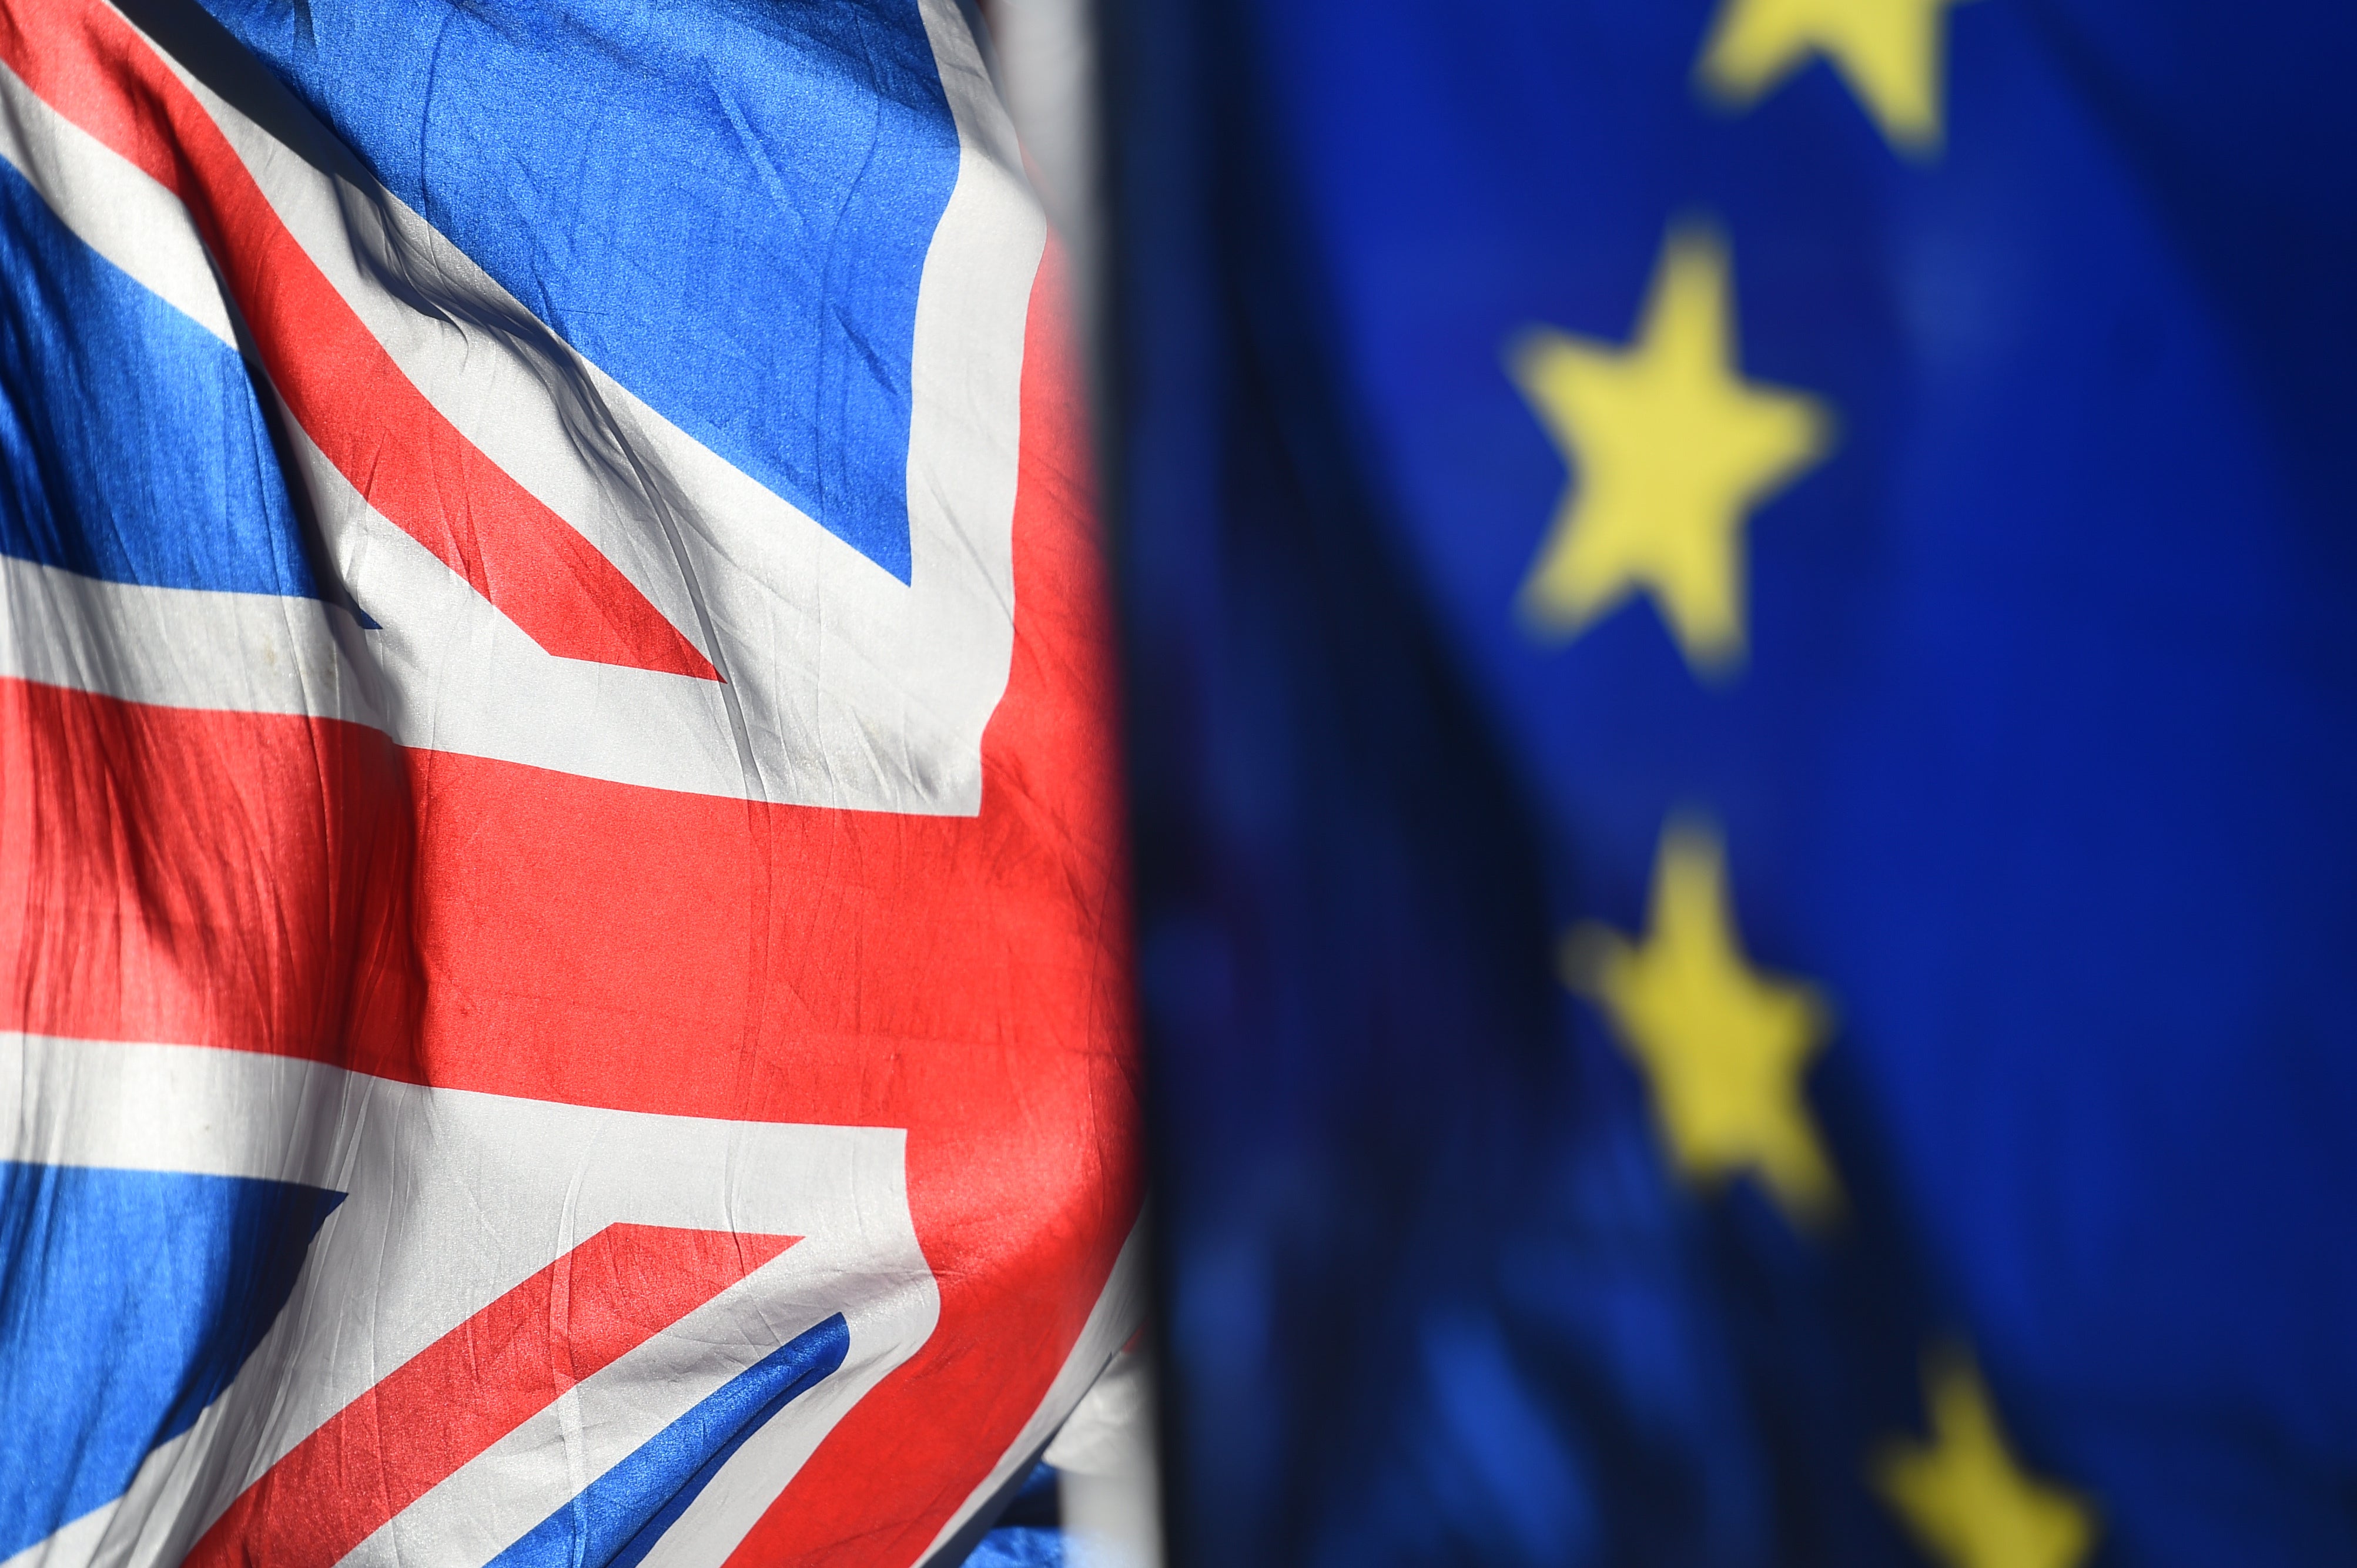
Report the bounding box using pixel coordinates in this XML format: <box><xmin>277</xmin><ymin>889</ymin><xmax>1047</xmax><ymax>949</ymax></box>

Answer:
<box><xmin>0</xmin><ymin>0</ymin><xmax>1139</xmax><ymax>1559</ymax></box>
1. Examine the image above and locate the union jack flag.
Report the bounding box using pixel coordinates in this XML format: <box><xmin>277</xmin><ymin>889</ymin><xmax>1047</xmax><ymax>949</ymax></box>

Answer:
<box><xmin>0</xmin><ymin>0</ymin><xmax>1142</xmax><ymax>1561</ymax></box>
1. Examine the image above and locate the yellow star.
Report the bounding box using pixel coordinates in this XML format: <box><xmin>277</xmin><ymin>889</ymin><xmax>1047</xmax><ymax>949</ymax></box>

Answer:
<box><xmin>1561</xmin><ymin>817</ymin><xmax>1839</xmax><ymax>1228</ymax></box>
<box><xmin>1873</xmin><ymin>1349</ymin><xmax>2099</xmax><ymax>1568</ymax></box>
<box><xmin>1508</xmin><ymin>226</ymin><xmax>1830</xmax><ymax>680</ymax></box>
<box><xmin>1696</xmin><ymin>0</ymin><xmax>1976</xmax><ymax>156</ymax></box>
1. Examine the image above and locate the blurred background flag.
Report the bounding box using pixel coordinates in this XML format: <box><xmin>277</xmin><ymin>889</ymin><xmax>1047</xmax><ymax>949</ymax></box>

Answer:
<box><xmin>1104</xmin><ymin>1</ymin><xmax>2357</xmax><ymax>1564</ymax></box>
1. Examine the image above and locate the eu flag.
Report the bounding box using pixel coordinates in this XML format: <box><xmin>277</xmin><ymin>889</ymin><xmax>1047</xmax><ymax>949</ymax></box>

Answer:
<box><xmin>1106</xmin><ymin>1</ymin><xmax>2357</xmax><ymax>1564</ymax></box>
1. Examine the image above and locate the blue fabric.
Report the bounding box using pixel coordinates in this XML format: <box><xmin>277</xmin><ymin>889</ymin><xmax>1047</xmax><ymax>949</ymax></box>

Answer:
<box><xmin>957</xmin><ymin>1525</ymin><xmax>1064</xmax><ymax>1568</ymax></box>
<box><xmin>192</xmin><ymin>0</ymin><xmax>962</xmax><ymax>582</ymax></box>
<box><xmin>491</xmin><ymin>1312</ymin><xmax>848</xmax><ymax>1568</ymax></box>
<box><xmin>0</xmin><ymin>156</ymin><xmax>314</xmax><ymax>597</ymax></box>
<box><xmin>1108</xmin><ymin>0</ymin><xmax>2357</xmax><ymax>1564</ymax></box>
<box><xmin>0</xmin><ymin>1165</ymin><xmax>340</xmax><ymax>1558</ymax></box>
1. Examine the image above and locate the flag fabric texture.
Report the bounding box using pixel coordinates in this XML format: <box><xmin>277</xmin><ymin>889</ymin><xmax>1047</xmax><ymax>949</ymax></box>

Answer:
<box><xmin>1107</xmin><ymin>1</ymin><xmax>2356</xmax><ymax>1564</ymax></box>
<box><xmin>0</xmin><ymin>0</ymin><xmax>1141</xmax><ymax>1562</ymax></box>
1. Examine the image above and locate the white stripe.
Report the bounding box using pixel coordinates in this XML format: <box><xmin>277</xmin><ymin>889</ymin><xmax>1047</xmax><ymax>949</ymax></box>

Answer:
<box><xmin>0</xmin><ymin>1035</ymin><xmax>938</xmax><ymax>1568</ymax></box>
<box><xmin>117</xmin><ymin>5</ymin><xmax>1039</xmax><ymax>815</ymax></box>
<box><xmin>0</xmin><ymin>1033</ymin><xmax>347</xmax><ymax>1180</ymax></box>
<box><xmin>0</xmin><ymin>58</ymin><xmax>233</xmax><ymax>346</ymax></box>
<box><xmin>0</xmin><ymin>552</ymin><xmax>369</xmax><ymax>723</ymax></box>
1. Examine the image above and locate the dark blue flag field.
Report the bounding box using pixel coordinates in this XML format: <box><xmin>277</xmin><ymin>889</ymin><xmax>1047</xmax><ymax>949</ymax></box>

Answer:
<box><xmin>1108</xmin><ymin>2</ymin><xmax>2357</xmax><ymax>1563</ymax></box>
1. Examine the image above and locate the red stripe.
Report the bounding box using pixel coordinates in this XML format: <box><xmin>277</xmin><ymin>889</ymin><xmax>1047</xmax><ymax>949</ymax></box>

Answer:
<box><xmin>0</xmin><ymin>0</ymin><xmax>718</xmax><ymax>681</ymax></box>
<box><xmin>183</xmin><ymin>1225</ymin><xmax>795</xmax><ymax>1568</ymax></box>
<box><xmin>0</xmin><ymin>676</ymin><xmax>423</xmax><ymax>1066</ymax></box>
<box><xmin>0</xmin><ymin>253</ymin><xmax>1133</xmax><ymax>1563</ymax></box>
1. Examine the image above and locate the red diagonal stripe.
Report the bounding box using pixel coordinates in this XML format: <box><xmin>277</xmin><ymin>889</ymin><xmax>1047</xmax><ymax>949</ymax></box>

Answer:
<box><xmin>183</xmin><ymin>1225</ymin><xmax>795</xmax><ymax>1568</ymax></box>
<box><xmin>0</xmin><ymin>0</ymin><xmax>720</xmax><ymax>681</ymax></box>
